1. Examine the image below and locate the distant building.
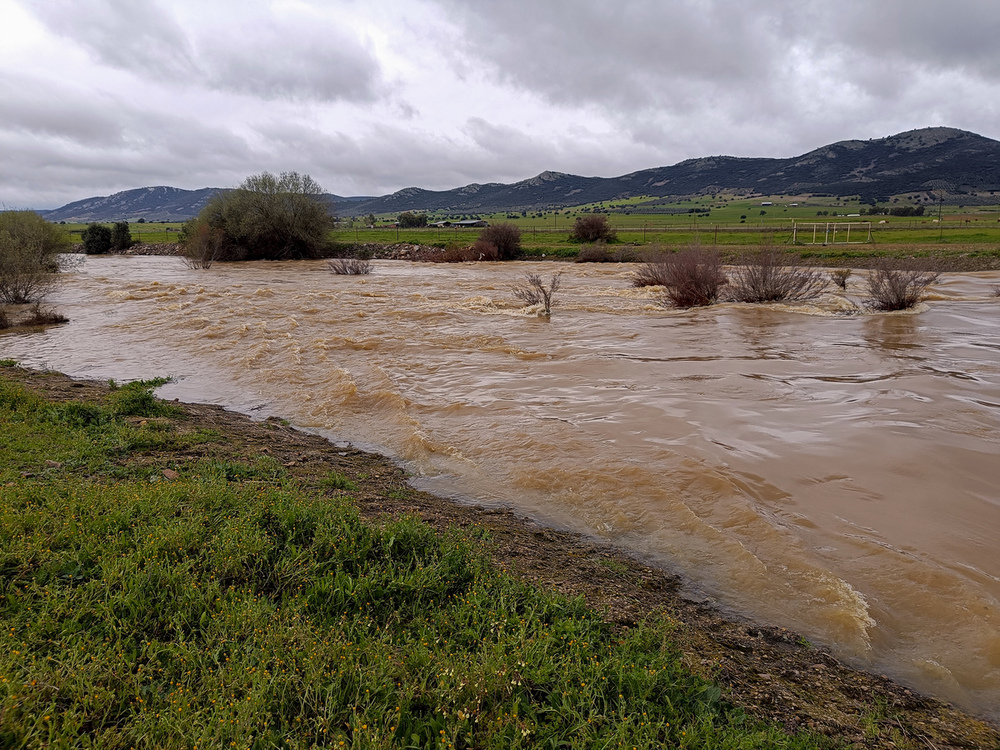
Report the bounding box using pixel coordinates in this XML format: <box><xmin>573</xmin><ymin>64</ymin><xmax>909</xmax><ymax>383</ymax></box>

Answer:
<box><xmin>431</xmin><ymin>219</ymin><xmax>489</xmax><ymax>228</ymax></box>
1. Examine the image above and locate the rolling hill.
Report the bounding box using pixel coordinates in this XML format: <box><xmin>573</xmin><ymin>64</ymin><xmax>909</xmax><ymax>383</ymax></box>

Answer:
<box><xmin>38</xmin><ymin>127</ymin><xmax>1000</xmax><ymax>222</ymax></box>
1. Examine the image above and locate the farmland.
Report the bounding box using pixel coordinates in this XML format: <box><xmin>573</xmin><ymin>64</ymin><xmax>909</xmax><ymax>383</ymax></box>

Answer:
<box><xmin>59</xmin><ymin>195</ymin><xmax>1000</xmax><ymax>267</ymax></box>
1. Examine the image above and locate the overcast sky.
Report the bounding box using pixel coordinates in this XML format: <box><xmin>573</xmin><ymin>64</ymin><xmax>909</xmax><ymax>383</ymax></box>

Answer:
<box><xmin>3</xmin><ymin>0</ymin><xmax>1000</xmax><ymax>209</ymax></box>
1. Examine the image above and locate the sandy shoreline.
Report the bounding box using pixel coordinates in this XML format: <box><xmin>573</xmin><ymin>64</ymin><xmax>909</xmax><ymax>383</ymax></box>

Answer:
<box><xmin>5</xmin><ymin>365</ymin><xmax>999</xmax><ymax>748</ymax></box>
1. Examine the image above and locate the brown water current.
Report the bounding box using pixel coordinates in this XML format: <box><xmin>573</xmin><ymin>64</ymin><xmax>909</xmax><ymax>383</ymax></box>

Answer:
<box><xmin>5</xmin><ymin>256</ymin><xmax>1000</xmax><ymax>719</ymax></box>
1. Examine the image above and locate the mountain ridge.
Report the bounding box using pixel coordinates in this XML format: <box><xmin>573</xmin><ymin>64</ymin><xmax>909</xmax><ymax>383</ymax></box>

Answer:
<box><xmin>36</xmin><ymin>127</ymin><xmax>1000</xmax><ymax>222</ymax></box>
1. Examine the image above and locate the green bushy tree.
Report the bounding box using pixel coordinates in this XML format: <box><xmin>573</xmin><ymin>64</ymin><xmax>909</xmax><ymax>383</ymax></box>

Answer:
<box><xmin>0</xmin><ymin>211</ymin><xmax>70</xmax><ymax>303</ymax></box>
<box><xmin>81</xmin><ymin>223</ymin><xmax>113</xmax><ymax>255</ymax></box>
<box><xmin>181</xmin><ymin>172</ymin><xmax>334</xmax><ymax>263</ymax></box>
<box><xmin>397</xmin><ymin>212</ymin><xmax>427</xmax><ymax>228</ymax></box>
<box><xmin>111</xmin><ymin>221</ymin><xmax>135</xmax><ymax>253</ymax></box>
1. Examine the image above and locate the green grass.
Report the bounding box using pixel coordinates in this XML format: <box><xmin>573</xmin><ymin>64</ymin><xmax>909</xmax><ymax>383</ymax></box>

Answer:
<box><xmin>60</xmin><ymin>222</ymin><xmax>185</xmax><ymax>245</ymax></box>
<box><xmin>0</xmin><ymin>373</ymin><xmax>842</xmax><ymax>748</ymax></box>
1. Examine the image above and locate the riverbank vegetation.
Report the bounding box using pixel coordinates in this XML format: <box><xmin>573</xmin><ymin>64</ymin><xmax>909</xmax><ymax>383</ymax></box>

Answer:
<box><xmin>0</xmin><ymin>367</ymin><xmax>836</xmax><ymax>749</ymax></box>
<box><xmin>2</xmin><ymin>366</ymin><xmax>998</xmax><ymax>748</ymax></box>
<box><xmin>0</xmin><ymin>211</ymin><xmax>68</xmax><ymax>306</ymax></box>
<box><xmin>180</xmin><ymin>172</ymin><xmax>334</xmax><ymax>264</ymax></box>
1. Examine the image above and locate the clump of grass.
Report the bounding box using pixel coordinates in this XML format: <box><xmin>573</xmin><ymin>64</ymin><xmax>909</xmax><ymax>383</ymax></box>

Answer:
<box><xmin>863</xmin><ymin>258</ymin><xmax>940</xmax><ymax>311</ymax></box>
<box><xmin>328</xmin><ymin>257</ymin><xmax>372</xmax><ymax>275</ymax></box>
<box><xmin>830</xmin><ymin>268</ymin><xmax>852</xmax><ymax>290</ymax></box>
<box><xmin>320</xmin><ymin>470</ymin><xmax>358</xmax><ymax>491</ymax></box>
<box><xmin>726</xmin><ymin>247</ymin><xmax>828</xmax><ymax>303</ymax></box>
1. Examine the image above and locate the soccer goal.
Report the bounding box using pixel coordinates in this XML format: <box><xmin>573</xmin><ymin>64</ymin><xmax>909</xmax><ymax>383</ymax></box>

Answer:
<box><xmin>791</xmin><ymin>221</ymin><xmax>873</xmax><ymax>245</ymax></box>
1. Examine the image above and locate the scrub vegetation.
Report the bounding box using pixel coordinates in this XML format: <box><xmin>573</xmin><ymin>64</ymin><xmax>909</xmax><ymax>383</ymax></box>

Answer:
<box><xmin>863</xmin><ymin>258</ymin><xmax>941</xmax><ymax>311</ymax></box>
<box><xmin>328</xmin><ymin>257</ymin><xmax>372</xmax><ymax>275</ymax></box>
<box><xmin>569</xmin><ymin>214</ymin><xmax>617</xmax><ymax>243</ymax></box>
<box><xmin>180</xmin><ymin>172</ymin><xmax>334</xmax><ymax>264</ymax></box>
<box><xmin>633</xmin><ymin>247</ymin><xmax>728</xmax><ymax>308</ymax></box>
<box><xmin>512</xmin><ymin>272</ymin><xmax>562</xmax><ymax>315</ymax></box>
<box><xmin>0</xmin><ymin>211</ymin><xmax>68</xmax><ymax>305</ymax></box>
<box><xmin>0</xmin><ymin>368</ymin><xmax>841</xmax><ymax>749</ymax></box>
<box><xmin>725</xmin><ymin>246</ymin><xmax>829</xmax><ymax>303</ymax></box>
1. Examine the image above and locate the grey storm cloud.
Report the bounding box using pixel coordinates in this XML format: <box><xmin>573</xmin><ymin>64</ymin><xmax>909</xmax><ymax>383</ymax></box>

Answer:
<box><xmin>22</xmin><ymin>0</ymin><xmax>383</xmax><ymax>103</ymax></box>
<box><xmin>5</xmin><ymin>0</ymin><xmax>1000</xmax><ymax>208</ymax></box>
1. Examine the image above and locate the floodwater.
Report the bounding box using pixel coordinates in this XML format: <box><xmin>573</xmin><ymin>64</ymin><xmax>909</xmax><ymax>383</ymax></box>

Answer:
<box><xmin>5</xmin><ymin>256</ymin><xmax>1000</xmax><ymax>719</ymax></box>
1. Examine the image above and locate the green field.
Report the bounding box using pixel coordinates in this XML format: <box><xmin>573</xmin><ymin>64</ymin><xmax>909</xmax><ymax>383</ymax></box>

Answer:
<box><xmin>60</xmin><ymin>222</ymin><xmax>186</xmax><ymax>245</ymax></box>
<box><xmin>337</xmin><ymin>195</ymin><xmax>1000</xmax><ymax>260</ymax></box>
<box><xmin>60</xmin><ymin>195</ymin><xmax>1000</xmax><ymax>264</ymax></box>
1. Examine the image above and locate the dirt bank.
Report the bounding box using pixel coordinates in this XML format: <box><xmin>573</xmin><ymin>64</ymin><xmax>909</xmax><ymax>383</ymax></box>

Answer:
<box><xmin>9</xmin><ymin>367</ymin><xmax>1000</xmax><ymax>749</ymax></box>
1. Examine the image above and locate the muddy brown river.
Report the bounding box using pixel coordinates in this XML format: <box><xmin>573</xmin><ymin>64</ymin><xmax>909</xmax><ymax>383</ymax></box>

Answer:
<box><xmin>5</xmin><ymin>256</ymin><xmax>1000</xmax><ymax>719</ymax></box>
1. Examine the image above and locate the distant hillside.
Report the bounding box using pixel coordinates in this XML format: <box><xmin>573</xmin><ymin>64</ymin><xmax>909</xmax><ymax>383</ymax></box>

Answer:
<box><xmin>41</xmin><ymin>186</ymin><xmax>369</xmax><ymax>223</ymax></box>
<box><xmin>42</xmin><ymin>186</ymin><xmax>223</xmax><ymax>223</ymax></box>
<box><xmin>343</xmin><ymin>127</ymin><xmax>1000</xmax><ymax>215</ymax></box>
<box><xmin>39</xmin><ymin>127</ymin><xmax>1000</xmax><ymax>221</ymax></box>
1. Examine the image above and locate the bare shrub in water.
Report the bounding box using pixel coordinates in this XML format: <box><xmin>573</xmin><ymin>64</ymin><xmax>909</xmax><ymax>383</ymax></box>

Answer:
<box><xmin>22</xmin><ymin>303</ymin><xmax>68</xmax><ymax>326</ymax></box>
<box><xmin>512</xmin><ymin>272</ymin><xmax>561</xmax><ymax>315</ymax></box>
<box><xmin>726</xmin><ymin>246</ymin><xmax>829</xmax><ymax>303</ymax></box>
<box><xmin>830</xmin><ymin>268</ymin><xmax>852</xmax><ymax>290</ymax></box>
<box><xmin>634</xmin><ymin>246</ymin><xmax>726</xmax><ymax>307</ymax></box>
<box><xmin>863</xmin><ymin>258</ymin><xmax>940</xmax><ymax>311</ymax></box>
<box><xmin>328</xmin><ymin>257</ymin><xmax>372</xmax><ymax>275</ymax></box>
<box><xmin>631</xmin><ymin>248</ymin><xmax>673</xmax><ymax>288</ymax></box>
<box><xmin>180</xmin><ymin>223</ymin><xmax>225</xmax><ymax>269</ymax></box>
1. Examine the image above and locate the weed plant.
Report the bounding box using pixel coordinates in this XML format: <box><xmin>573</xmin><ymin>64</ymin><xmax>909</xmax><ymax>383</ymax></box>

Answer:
<box><xmin>0</xmin><ymin>372</ymin><xmax>834</xmax><ymax>749</ymax></box>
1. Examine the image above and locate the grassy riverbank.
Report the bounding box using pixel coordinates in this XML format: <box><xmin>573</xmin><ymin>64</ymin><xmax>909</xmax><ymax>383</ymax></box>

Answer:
<box><xmin>1</xmin><ymin>365</ymin><xmax>997</xmax><ymax>749</ymax></box>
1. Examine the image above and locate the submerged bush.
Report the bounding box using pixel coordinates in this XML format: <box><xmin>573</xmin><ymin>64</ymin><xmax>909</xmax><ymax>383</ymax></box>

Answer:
<box><xmin>181</xmin><ymin>172</ymin><xmax>334</xmax><ymax>262</ymax></box>
<box><xmin>634</xmin><ymin>247</ymin><xmax>726</xmax><ymax>307</ymax></box>
<box><xmin>328</xmin><ymin>257</ymin><xmax>372</xmax><ymax>275</ymax></box>
<box><xmin>0</xmin><ymin>211</ymin><xmax>69</xmax><ymax>303</ymax></box>
<box><xmin>512</xmin><ymin>272</ymin><xmax>562</xmax><ymax>315</ymax></box>
<box><xmin>726</xmin><ymin>247</ymin><xmax>829</xmax><ymax>303</ymax></box>
<box><xmin>863</xmin><ymin>258</ymin><xmax>940</xmax><ymax>311</ymax></box>
<box><xmin>831</xmin><ymin>268</ymin><xmax>852</xmax><ymax>290</ymax></box>
<box><xmin>575</xmin><ymin>242</ymin><xmax>613</xmax><ymax>262</ymax></box>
